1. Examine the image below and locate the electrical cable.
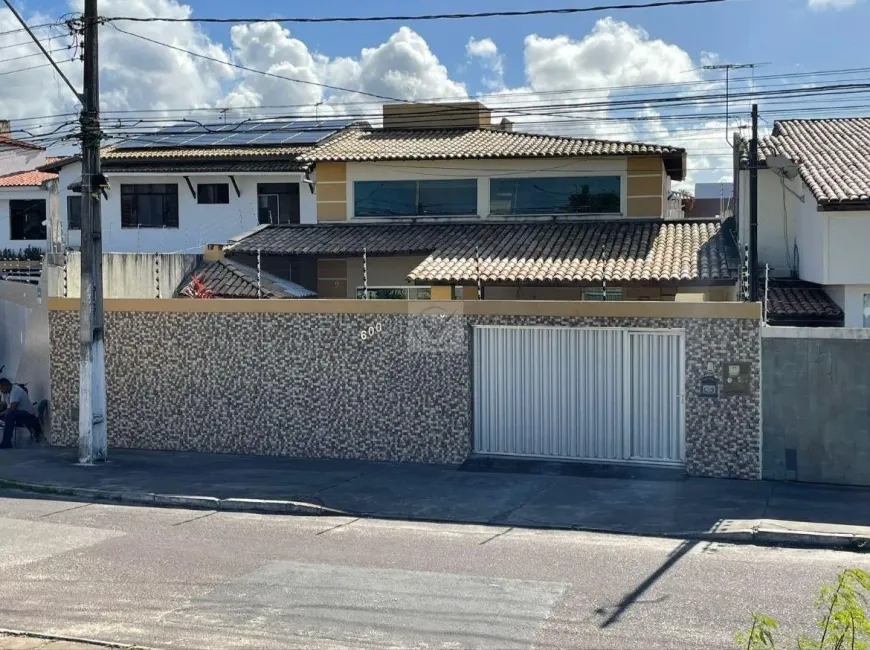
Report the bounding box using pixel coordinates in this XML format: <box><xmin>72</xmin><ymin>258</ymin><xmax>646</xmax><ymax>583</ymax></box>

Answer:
<box><xmin>99</xmin><ymin>0</ymin><xmax>728</xmax><ymax>25</ymax></box>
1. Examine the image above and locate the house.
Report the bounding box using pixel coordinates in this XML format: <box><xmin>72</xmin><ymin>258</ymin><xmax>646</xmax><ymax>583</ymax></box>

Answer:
<box><xmin>0</xmin><ymin>122</ymin><xmax>53</xmax><ymax>257</ymax></box>
<box><xmin>225</xmin><ymin>101</ymin><xmax>740</xmax><ymax>302</ymax></box>
<box><xmin>735</xmin><ymin>118</ymin><xmax>869</xmax><ymax>326</ymax></box>
<box><xmin>38</xmin><ymin>118</ymin><xmax>354</xmax><ymax>253</ymax></box>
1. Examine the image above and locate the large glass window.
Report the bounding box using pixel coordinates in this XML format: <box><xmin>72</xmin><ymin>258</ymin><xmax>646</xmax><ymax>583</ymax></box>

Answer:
<box><xmin>121</xmin><ymin>184</ymin><xmax>179</xmax><ymax>228</ymax></box>
<box><xmin>354</xmin><ymin>179</ymin><xmax>477</xmax><ymax>217</ymax></box>
<box><xmin>67</xmin><ymin>196</ymin><xmax>81</xmax><ymax>230</ymax></box>
<box><xmin>9</xmin><ymin>200</ymin><xmax>46</xmax><ymax>240</ymax></box>
<box><xmin>257</xmin><ymin>183</ymin><xmax>299</xmax><ymax>225</ymax></box>
<box><xmin>490</xmin><ymin>176</ymin><xmax>621</xmax><ymax>215</ymax></box>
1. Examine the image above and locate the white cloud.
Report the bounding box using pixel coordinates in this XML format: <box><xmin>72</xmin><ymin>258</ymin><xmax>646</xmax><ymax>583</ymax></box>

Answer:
<box><xmin>807</xmin><ymin>0</ymin><xmax>860</xmax><ymax>9</ymax></box>
<box><xmin>466</xmin><ymin>37</ymin><xmax>504</xmax><ymax>89</ymax></box>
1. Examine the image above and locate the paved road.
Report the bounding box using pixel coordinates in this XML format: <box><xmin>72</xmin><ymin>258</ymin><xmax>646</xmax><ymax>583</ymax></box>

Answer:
<box><xmin>0</xmin><ymin>492</ymin><xmax>867</xmax><ymax>650</ymax></box>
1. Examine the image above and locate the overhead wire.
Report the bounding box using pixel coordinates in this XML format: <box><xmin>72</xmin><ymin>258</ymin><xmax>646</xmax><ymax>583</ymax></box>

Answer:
<box><xmin>99</xmin><ymin>0</ymin><xmax>728</xmax><ymax>25</ymax></box>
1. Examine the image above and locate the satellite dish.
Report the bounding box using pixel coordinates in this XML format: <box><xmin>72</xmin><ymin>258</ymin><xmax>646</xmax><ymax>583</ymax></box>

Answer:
<box><xmin>765</xmin><ymin>155</ymin><xmax>799</xmax><ymax>180</ymax></box>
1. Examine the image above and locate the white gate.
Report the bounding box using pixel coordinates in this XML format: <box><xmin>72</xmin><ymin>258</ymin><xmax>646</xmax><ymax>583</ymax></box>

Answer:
<box><xmin>472</xmin><ymin>326</ymin><xmax>685</xmax><ymax>466</ymax></box>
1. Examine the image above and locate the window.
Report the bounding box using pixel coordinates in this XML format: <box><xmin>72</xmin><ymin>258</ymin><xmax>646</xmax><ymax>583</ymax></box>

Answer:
<box><xmin>864</xmin><ymin>294</ymin><xmax>870</xmax><ymax>328</ymax></box>
<box><xmin>354</xmin><ymin>179</ymin><xmax>477</xmax><ymax>217</ymax></box>
<box><xmin>67</xmin><ymin>196</ymin><xmax>81</xmax><ymax>230</ymax></box>
<box><xmin>197</xmin><ymin>183</ymin><xmax>230</xmax><ymax>205</ymax></box>
<box><xmin>257</xmin><ymin>183</ymin><xmax>299</xmax><ymax>225</ymax></box>
<box><xmin>9</xmin><ymin>200</ymin><xmax>46</xmax><ymax>240</ymax></box>
<box><xmin>582</xmin><ymin>288</ymin><xmax>623</xmax><ymax>301</ymax></box>
<box><xmin>121</xmin><ymin>184</ymin><xmax>179</xmax><ymax>228</ymax></box>
<box><xmin>490</xmin><ymin>176</ymin><xmax>621</xmax><ymax>215</ymax></box>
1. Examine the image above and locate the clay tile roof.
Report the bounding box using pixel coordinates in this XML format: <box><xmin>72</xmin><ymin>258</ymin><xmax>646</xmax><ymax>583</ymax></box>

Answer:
<box><xmin>763</xmin><ymin>279</ymin><xmax>843</xmax><ymax>324</ymax></box>
<box><xmin>102</xmin><ymin>144</ymin><xmax>311</xmax><ymax>161</ymax></box>
<box><xmin>0</xmin><ymin>168</ymin><xmax>57</xmax><ymax>187</ymax></box>
<box><xmin>0</xmin><ymin>135</ymin><xmax>44</xmax><ymax>152</ymax></box>
<box><xmin>301</xmin><ymin>126</ymin><xmax>684</xmax><ymax>164</ymax></box>
<box><xmin>177</xmin><ymin>258</ymin><xmax>315</xmax><ymax>299</ymax></box>
<box><xmin>229</xmin><ymin>220</ymin><xmax>738</xmax><ymax>286</ymax></box>
<box><xmin>753</xmin><ymin>118</ymin><xmax>870</xmax><ymax>205</ymax></box>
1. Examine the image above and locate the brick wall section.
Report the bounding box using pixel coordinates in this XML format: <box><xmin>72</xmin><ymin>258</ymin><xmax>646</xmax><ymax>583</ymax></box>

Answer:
<box><xmin>49</xmin><ymin>310</ymin><xmax>761</xmax><ymax>478</ymax></box>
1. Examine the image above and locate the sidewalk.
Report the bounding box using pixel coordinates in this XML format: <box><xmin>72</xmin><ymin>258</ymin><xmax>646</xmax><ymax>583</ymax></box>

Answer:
<box><xmin>1</xmin><ymin>447</ymin><xmax>869</xmax><ymax>549</ymax></box>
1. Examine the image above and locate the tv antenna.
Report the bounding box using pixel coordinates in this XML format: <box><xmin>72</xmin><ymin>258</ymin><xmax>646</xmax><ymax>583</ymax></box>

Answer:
<box><xmin>702</xmin><ymin>62</ymin><xmax>769</xmax><ymax>145</ymax></box>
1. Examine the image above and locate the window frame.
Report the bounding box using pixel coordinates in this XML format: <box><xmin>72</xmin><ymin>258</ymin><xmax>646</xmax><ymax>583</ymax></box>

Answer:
<box><xmin>352</xmin><ymin>178</ymin><xmax>478</xmax><ymax>218</ymax></box>
<box><xmin>120</xmin><ymin>183</ymin><xmax>180</xmax><ymax>229</ymax></box>
<box><xmin>489</xmin><ymin>174</ymin><xmax>624</xmax><ymax>217</ymax></box>
<box><xmin>9</xmin><ymin>199</ymin><xmax>47</xmax><ymax>241</ymax></box>
<box><xmin>196</xmin><ymin>183</ymin><xmax>230</xmax><ymax>205</ymax></box>
<box><xmin>67</xmin><ymin>196</ymin><xmax>81</xmax><ymax>230</ymax></box>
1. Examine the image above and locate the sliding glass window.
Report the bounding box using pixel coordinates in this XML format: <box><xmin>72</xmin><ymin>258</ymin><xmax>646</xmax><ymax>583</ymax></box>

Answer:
<box><xmin>354</xmin><ymin>179</ymin><xmax>477</xmax><ymax>217</ymax></box>
<box><xmin>490</xmin><ymin>176</ymin><xmax>621</xmax><ymax>216</ymax></box>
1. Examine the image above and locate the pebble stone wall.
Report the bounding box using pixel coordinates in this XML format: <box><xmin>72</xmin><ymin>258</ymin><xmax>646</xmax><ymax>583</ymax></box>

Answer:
<box><xmin>48</xmin><ymin>307</ymin><xmax>761</xmax><ymax>479</ymax></box>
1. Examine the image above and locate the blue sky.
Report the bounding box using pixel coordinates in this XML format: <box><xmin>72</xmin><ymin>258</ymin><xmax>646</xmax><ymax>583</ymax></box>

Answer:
<box><xmin>2</xmin><ymin>0</ymin><xmax>868</xmax><ymax>186</ymax></box>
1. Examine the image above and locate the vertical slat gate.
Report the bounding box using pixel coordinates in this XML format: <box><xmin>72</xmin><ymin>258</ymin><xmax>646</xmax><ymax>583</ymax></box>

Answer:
<box><xmin>473</xmin><ymin>325</ymin><xmax>685</xmax><ymax>466</ymax></box>
<box><xmin>473</xmin><ymin>326</ymin><xmax>625</xmax><ymax>461</ymax></box>
<box><xmin>629</xmin><ymin>331</ymin><xmax>685</xmax><ymax>464</ymax></box>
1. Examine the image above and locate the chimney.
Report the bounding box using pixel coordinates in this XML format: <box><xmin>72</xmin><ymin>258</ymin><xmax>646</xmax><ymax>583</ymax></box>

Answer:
<box><xmin>382</xmin><ymin>102</ymin><xmax>492</xmax><ymax>130</ymax></box>
<box><xmin>0</xmin><ymin>120</ymin><xmax>10</xmax><ymax>136</ymax></box>
<box><xmin>497</xmin><ymin>118</ymin><xmax>513</xmax><ymax>132</ymax></box>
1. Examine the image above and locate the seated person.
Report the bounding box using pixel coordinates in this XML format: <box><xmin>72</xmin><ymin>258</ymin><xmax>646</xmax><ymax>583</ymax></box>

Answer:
<box><xmin>0</xmin><ymin>377</ymin><xmax>42</xmax><ymax>448</ymax></box>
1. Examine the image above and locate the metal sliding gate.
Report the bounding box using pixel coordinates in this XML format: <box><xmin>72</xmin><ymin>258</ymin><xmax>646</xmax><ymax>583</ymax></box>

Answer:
<box><xmin>472</xmin><ymin>326</ymin><xmax>685</xmax><ymax>466</ymax></box>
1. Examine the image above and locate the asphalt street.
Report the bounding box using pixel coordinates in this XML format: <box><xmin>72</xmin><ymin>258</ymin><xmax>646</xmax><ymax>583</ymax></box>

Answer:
<box><xmin>0</xmin><ymin>492</ymin><xmax>867</xmax><ymax>650</ymax></box>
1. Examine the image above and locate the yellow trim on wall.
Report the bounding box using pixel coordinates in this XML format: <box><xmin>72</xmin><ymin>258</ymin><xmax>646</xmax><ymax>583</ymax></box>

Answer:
<box><xmin>626</xmin><ymin>174</ymin><xmax>665</xmax><ymax>197</ymax></box>
<box><xmin>317</xmin><ymin>201</ymin><xmax>347</xmax><ymax>222</ymax></box>
<box><xmin>47</xmin><ymin>297</ymin><xmax>760</xmax><ymax>319</ymax></box>
<box><xmin>316</xmin><ymin>183</ymin><xmax>347</xmax><ymax>203</ymax></box>
<box><xmin>316</xmin><ymin>162</ymin><xmax>347</xmax><ymax>183</ymax></box>
<box><xmin>627</xmin><ymin>196</ymin><xmax>664</xmax><ymax>218</ymax></box>
<box><xmin>626</xmin><ymin>156</ymin><xmax>665</xmax><ymax>175</ymax></box>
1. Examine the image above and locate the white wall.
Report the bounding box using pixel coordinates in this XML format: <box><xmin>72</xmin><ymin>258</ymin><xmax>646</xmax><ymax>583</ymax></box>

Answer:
<box><xmin>827</xmin><ymin>212</ymin><xmax>870</xmax><ymax>284</ymax></box>
<box><xmin>841</xmin><ymin>285</ymin><xmax>870</xmax><ymax>328</ymax></box>
<box><xmin>0</xmin><ymin>188</ymin><xmax>49</xmax><ymax>253</ymax></box>
<box><xmin>0</xmin><ymin>147</ymin><xmax>46</xmax><ymax>177</ymax></box>
<box><xmin>739</xmin><ymin>168</ymin><xmax>800</xmax><ymax>277</ymax></box>
<box><xmin>344</xmin><ymin>158</ymin><xmax>630</xmax><ymax>220</ymax></box>
<box><xmin>57</xmin><ymin>162</ymin><xmax>315</xmax><ymax>253</ymax></box>
<box><xmin>0</xmin><ymin>277</ymin><xmax>50</xmax><ymax>406</ymax></box>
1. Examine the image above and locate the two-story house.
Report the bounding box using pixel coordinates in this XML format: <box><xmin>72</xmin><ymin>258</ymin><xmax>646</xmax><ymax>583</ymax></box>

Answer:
<box><xmin>0</xmin><ymin>122</ymin><xmax>52</xmax><ymax>256</ymax></box>
<box><xmin>38</xmin><ymin>118</ymin><xmax>354</xmax><ymax>254</ymax></box>
<box><xmin>735</xmin><ymin>118</ymin><xmax>869</xmax><ymax>326</ymax></box>
<box><xmin>226</xmin><ymin>101</ymin><xmax>740</xmax><ymax>302</ymax></box>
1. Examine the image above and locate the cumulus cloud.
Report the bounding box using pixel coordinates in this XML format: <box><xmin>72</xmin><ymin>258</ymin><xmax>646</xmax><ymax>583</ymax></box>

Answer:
<box><xmin>466</xmin><ymin>37</ymin><xmax>504</xmax><ymax>89</ymax></box>
<box><xmin>807</xmin><ymin>0</ymin><xmax>860</xmax><ymax>9</ymax></box>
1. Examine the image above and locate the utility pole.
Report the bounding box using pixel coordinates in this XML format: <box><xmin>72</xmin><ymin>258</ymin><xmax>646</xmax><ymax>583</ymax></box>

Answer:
<box><xmin>79</xmin><ymin>0</ymin><xmax>107</xmax><ymax>464</ymax></box>
<box><xmin>749</xmin><ymin>103</ymin><xmax>759</xmax><ymax>303</ymax></box>
<box><xmin>2</xmin><ymin>1</ymin><xmax>104</xmax><ymax>462</ymax></box>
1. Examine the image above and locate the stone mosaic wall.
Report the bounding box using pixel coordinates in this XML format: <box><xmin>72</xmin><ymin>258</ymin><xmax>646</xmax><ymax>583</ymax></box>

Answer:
<box><xmin>49</xmin><ymin>307</ymin><xmax>761</xmax><ymax>478</ymax></box>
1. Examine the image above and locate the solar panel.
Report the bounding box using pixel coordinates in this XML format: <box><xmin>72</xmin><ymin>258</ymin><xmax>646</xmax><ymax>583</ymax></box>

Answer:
<box><xmin>112</xmin><ymin>118</ymin><xmax>355</xmax><ymax>150</ymax></box>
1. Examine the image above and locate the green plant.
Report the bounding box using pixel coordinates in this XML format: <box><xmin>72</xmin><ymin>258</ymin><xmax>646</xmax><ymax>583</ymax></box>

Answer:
<box><xmin>0</xmin><ymin>246</ymin><xmax>43</xmax><ymax>261</ymax></box>
<box><xmin>736</xmin><ymin>569</ymin><xmax>870</xmax><ymax>650</ymax></box>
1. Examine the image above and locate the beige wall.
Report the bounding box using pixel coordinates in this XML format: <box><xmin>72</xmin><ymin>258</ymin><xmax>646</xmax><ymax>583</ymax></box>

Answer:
<box><xmin>316</xmin><ymin>163</ymin><xmax>347</xmax><ymax>222</ymax></box>
<box><xmin>626</xmin><ymin>156</ymin><xmax>666</xmax><ymax>219</ymax></box>
<box><xmin>346</xmin><ymin>255</ymin><xmax>430</xmax><ymax>298</ymax></box>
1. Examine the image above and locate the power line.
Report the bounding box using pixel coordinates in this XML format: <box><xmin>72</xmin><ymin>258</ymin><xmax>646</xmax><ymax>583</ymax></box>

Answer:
<box><xmin>99</xmin><ymin>0</ymin><xmax>728</xmax><ymax>26</ymax></box>
<box><xmin>0</xmin><ymin>21</ymin><xmax>59</xmax><ymax>37</ymax></box>
<box><xmin>0</xmin><ymin>57</ymin><xmax>76</xmax><ymax>77</ymax></box>
<box><xmin>0</xmin><ymin>44</ymin><xmax>73</xmax><ymax>65</ymax></box>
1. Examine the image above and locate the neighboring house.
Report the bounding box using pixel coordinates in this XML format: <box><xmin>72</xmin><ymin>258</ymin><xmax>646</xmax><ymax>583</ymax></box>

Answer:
<box><xmin>686</xmin><ymin>182</ymin><xmax>733</xmax><ymax>220</ymax></box>
<box><xmin>0</xmin><ymin>125</ymin><xmax>52</xmax><ymax>256</ymax></box>
<box><xmin>177</xmin><ymin>255</ymin><xmax>315</xmax><ymax>299</ymax></box>
<box><xmin>226</xmin><ymin>101</ymin><xmax>739</xmax><ymax>302</ymax></box>
<box><xmin>735</xmin><ymin>118</ymin><xmax>869</xmax><ymax>326</ymax></box>
<box><xmin>38</xmin><ymin>119</ymin><xmax>353</xmax><ymax>254</ymax></box>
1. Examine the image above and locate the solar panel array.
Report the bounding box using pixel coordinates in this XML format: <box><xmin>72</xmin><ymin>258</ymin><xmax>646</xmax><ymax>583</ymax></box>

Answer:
<box><xmin>114</xmin><ymin>118</ymin><xmax>356</xmax><ymax>150</ymax></box>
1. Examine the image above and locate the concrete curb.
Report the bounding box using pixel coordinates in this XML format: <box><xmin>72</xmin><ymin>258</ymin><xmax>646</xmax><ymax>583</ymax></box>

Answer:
<box><xmin>0</xmin><ymin>478</ymin><xmax>334</xmax><ymax>516</ymax></box>
<box><xmin>1</xmin><ymin>477</ymin><xmax>868</xmax><ymax>551</ymax></box>
<box><xmin>0</xmin><ymin>627</ymin><xmax>153</xmax><ymax>649</ymax></box>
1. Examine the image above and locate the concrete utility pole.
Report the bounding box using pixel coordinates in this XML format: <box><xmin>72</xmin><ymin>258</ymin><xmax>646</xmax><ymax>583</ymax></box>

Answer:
<box><xmin>749</xmin><ymin>103</ymin><xmax>759</xmax><ymax>303</ymax></box>
<box><xmin>79</xmin><ymin>0</ymin><xmax>107</xmax><ymax>463</ymax></box>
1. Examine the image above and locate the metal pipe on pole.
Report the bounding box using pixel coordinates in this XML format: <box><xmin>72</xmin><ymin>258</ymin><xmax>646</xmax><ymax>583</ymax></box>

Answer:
<box><xmin>749</xmin><ymin>103</ymin><xmax>759</xmax><ymax>303</ymax></box>
<box><xmin>79</xmin><ymin>0</ymin><xmax>107</xmax><ymax>464</ymax></box>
